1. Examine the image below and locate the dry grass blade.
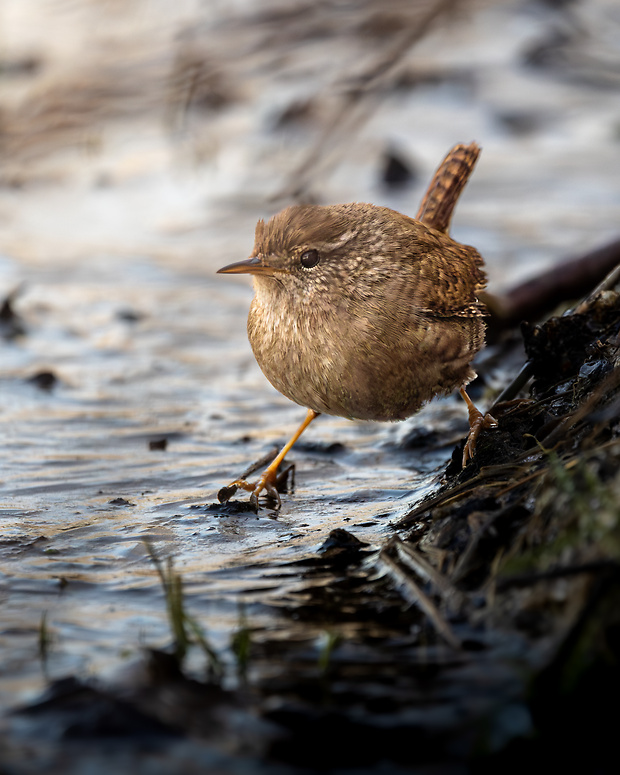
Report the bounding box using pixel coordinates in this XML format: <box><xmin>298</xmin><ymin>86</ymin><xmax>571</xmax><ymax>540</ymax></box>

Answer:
<box><xmin>393</xmin><ymin>539</ymin><xmax>466</xmax><ymax>610</ymax></box>
<box><xmin>378</xmin><ymin>540</ymin><xmax>462</xmax><ymax>649</ymax></box>
<box><xmin>395</xmin><ymin>464</ymin><xmax>524</xmax><ymax>530</ymax></box>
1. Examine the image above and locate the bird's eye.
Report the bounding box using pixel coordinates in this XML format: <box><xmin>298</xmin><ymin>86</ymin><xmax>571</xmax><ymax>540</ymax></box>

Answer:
<box><xmin>300</xmin><ymin>249</ymin><xmax>320</xmax><ymax>269</ymax></box>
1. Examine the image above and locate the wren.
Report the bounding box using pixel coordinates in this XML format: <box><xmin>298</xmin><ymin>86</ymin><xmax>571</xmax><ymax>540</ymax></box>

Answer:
<box><xmin>218</xmin><ymin>142</ymin><xmax>496</xmax><ymax>509</ymax></box>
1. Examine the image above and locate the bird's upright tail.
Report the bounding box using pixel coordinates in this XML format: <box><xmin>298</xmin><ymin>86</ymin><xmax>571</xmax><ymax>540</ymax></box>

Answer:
<box><xmin>416</xmin><ymin>142</ymin><xmax>481</xmax><ymax>236</ymax></box>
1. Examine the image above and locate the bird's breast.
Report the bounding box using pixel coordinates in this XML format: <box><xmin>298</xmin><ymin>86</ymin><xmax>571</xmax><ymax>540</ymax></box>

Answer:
<box><xmin>247</xmin><ymin>285</ymin><xmax>483</xmax><ymax>421</ymax></box>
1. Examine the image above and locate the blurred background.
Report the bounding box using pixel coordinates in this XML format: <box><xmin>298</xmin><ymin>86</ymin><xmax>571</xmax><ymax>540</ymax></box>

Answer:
<box><xmin>2</xmin><ymin>0</ymin><xmax>619</xmax><ymax>282</ymax></box>
<box><xmin>1</xmin><ymin>0</ymin><xmax>619</xmax><ymax>713</ymax></box>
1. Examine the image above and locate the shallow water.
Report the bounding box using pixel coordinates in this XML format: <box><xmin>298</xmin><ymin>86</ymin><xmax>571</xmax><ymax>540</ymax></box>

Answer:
<box><xmin>1</xmin><ymin>0</ymin><xmax>620</xmax><ymax>713</ymax></box>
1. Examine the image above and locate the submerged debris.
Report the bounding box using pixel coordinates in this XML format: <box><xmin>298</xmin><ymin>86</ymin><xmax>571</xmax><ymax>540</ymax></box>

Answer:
<box><xmin>26</xmin><ymin>370</ymin><xmax>57</xmax><ymax>391</ymax></box>
<box><xmin>0</xmin><ymin>287</ymin><xmax>26</xmax><ymax>340</ymax></box>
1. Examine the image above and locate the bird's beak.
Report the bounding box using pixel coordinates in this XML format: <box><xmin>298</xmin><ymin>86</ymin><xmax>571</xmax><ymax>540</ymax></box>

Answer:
<box><xmin>217</xmin><ymin>256</ymin><xmax>276</xmax><ymax>276</ymax></box>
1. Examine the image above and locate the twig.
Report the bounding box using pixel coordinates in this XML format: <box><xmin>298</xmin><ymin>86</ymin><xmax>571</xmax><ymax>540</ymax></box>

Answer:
<box><xmin>273</xmin><ymin>0</ymin><xmax>458</xmax><ymax>202</ymax></box>
<box><xmin>495</xmin><ymin>560</ymin><xmax>620</xmax><ymax>592</ymax></box>
<box><xmin>485</xmin><ymin>236</ymin><xmax>620</xmax><ymax>330</ymax></box>
<box><xmin>238</xmin><ymin>446</ymin><xmax>279</xmax><ymax>480</ymax></box>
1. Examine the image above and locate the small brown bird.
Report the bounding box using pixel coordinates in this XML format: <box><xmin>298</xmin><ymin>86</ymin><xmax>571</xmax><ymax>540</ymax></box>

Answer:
<box><xmin>218</xmin><ymin>142</ymin><xmax>496</xmax><ymax>508</ymax></box>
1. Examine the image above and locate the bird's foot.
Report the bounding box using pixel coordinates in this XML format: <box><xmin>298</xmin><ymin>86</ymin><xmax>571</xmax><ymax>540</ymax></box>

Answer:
<box><xmin>217</xmin><ymin>410</ymin><xmax>317</xmax><ymax>510</ymax></box>
<box><xmin>462</xmin><ymin>411</ymin><xmax>498</xmax><ymax>468</ymax></box>
<box><xmin>218</xmin><ymin>466</ymin><xmax>292</xmax><ymax>511</ymax></box>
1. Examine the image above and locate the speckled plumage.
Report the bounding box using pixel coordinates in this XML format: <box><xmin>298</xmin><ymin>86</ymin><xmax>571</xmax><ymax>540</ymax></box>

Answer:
<box><xmin>246</xmin><ymin>202</ymin><xmax>487</xmax><ymax>422</ymax></box>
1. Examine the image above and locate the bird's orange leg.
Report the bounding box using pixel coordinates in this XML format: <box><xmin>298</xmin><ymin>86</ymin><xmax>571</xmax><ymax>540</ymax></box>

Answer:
<box><xmin>459</xmin><ymin>387</ymin><xmax>497</xmax><ymax>468</ymax></box>
<box><xmin>219</xmin><ymin>409</ymin><xmax>320</xmax><ymax>509</ymax></box>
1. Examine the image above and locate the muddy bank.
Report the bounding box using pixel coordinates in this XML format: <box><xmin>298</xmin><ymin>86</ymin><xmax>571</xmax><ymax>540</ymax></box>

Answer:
<box><xmin>3</xmin><ymin>275</ymin><xmax>620</xmax><ymax>774</ymax></box>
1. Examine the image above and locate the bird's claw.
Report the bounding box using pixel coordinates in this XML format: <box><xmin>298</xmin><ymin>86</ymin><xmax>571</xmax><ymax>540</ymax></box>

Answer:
<box><xmin>248</xmin><ymin>477</ymin><xmax>281</xmax><ymax>511</ymax></box>
<box><xmin>462</xmin><ymin>411</ymin><xmax>498</xmax><ymax>468</ymax></box>
<box><xmin>218</xmin><ymin>470</ymin><xmax>282</xmax><ymax>511</ymax></box>
<box><xmin>217</xmin><ymin>483</ymin><xmax>239</xmax><ymax>503</ymax></box>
